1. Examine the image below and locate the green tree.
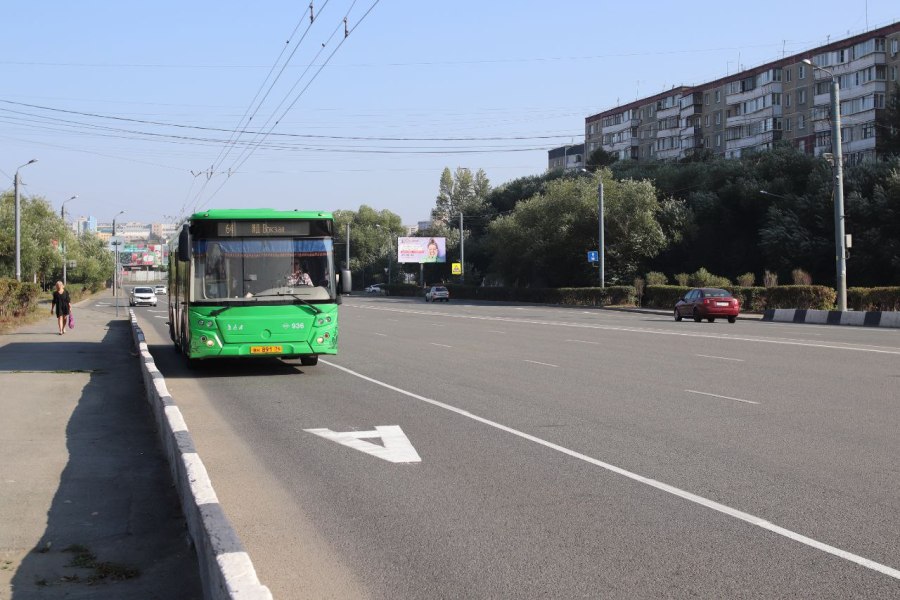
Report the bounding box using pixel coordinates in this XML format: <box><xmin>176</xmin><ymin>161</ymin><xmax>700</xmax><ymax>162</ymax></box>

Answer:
<box><xmin>876</xmin><ymin>83</ymin><xmax>900</xmax><ymax>158</ymax></box>
<box><xmin>585</xmin><ymin>147</ymin><xmax>618</xmax><ymax>171</ymax></box>
<box><xmin>486</xmin><ymin>171</ymin><xmax>670</xmax><ymax>286</ymax></box>
<box><xmin>0</xmin><ymin>191</ymin><xmax>67</xmax><ymax>284</ymax></box>
<box><xmin>333</xmin><ymin>205</ymin><xmax>404</xmax><ymax>287</ymax></box>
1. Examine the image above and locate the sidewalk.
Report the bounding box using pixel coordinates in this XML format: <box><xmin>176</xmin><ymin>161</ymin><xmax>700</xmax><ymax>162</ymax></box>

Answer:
<box><xmin>0</xmin><ymin>290</ymin><xmax>201</xmax><ymax>598</ymax></box>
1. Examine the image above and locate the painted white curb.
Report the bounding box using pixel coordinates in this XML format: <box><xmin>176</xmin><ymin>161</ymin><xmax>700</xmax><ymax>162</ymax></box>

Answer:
<box><xmin>129</xmin><ymin>311</ymin><xmax>273</xmax><ymax>600</ymax></box>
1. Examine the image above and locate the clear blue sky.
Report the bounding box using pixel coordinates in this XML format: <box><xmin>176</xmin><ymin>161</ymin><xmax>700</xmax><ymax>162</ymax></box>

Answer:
<box><xmin>1</xmin><ymin>1</ymin><xmax>897</xmax><ymax>226</ymax></box>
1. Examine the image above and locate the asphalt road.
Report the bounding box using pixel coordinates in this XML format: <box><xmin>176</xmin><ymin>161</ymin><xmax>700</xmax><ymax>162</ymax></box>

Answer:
<box><xmin>129</xmin><ymin>294</ymin><xmax>900</xmax><ymax>599</ymax></box>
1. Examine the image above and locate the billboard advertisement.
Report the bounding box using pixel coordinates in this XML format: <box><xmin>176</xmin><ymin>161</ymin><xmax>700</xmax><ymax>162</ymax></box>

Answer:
<box><xmin>118</xmin><ymin>243</ymin><xmax>168</xmax><ymax>267</ymax></box>
<box><xmin>397</xmin><ymin>237</ymin><xmax>446</xmax><ymax>264</ymax></box>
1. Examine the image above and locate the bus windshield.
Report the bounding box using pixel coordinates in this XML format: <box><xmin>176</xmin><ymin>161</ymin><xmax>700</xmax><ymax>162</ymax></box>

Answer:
<box><xmin>192</xmin><ymin>237</ymin><xmax>335</xmax><ymax>302</ymax></box>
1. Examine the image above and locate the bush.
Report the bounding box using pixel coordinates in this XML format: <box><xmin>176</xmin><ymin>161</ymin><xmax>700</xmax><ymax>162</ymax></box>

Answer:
<box><xmin>689</xmin><ymin>267</ymin><xmax>731</xmax><ymax>287</ymax></box>
<box><xmin>382</xmin><ymin>283</ymin><xmax>420</xmax><ymax>297</ymax></box>
<box><xmin>725</xmin><ymin>286</ymin><xmax>767</xmax><ymax>312</ymax></box>
<box><xmin>0</xmin><ymin>279</ymin><xmax>42</xmax><ymax>319</ymax></box>
<box><xmin>764</xmin><ymin>285</ymin><xmax>836</xmax><ymax>310</ymax></box>
<box><xmin>792</xmin><ymin>268</ymin><xmax>812</xmax><ymax>285</ymax></box>
<box><xmin>736</xmin><ymin>272</ymin><xmax>755</xmax><ymax>287</ymax></box>
<box><xmin>674</xmin><ymin>273</ymin><xmax>690</xmax><ymax>286</ymax></box>
<box><xmin>848</xmin><ymin>287</ymin><xmax>900</xmax><ymax>311</ymax></box>
<box><xmin>645</xmin><ymin>271</ymin><xmax>668</xmax><ymax>286</ymax></box>
<box><xmin>643</xmin><ymin>285</ymin><xmax>689</xmax><ymax>309</ymax></box>
<box><xmin>764</xmin><ymin>270</ymin><xmax>778</xmax><ymax>287</ymax></box>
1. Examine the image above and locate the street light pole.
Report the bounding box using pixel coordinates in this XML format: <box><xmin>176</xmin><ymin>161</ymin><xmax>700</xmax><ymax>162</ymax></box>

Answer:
<box><xmin>459</xmin><ymin>212</ymin><xmax>464</xmax><ymax>283</ymax></box>
<box><xmin>112</xmin><ymin>210</ymin><xmax>125</xmax><ymax>314</ymax></box>
<box><xmin>61</xmin><ymin>195</ymin><xmax>77</xmax><ymax>286</ymax></box>
<box><xmin>13</xmin><ymin>159</ymin><xmax>38</xmax><ymax>282</ymax></box>
<box><xmin>598</xmin><ymin>178</ymin><xmax>605</xmax><ymax>289</ymax></box>
<box><xmin>803</xmin><ymin>58</ymin><xmax>847</xmax><ymax>311</ymax></box>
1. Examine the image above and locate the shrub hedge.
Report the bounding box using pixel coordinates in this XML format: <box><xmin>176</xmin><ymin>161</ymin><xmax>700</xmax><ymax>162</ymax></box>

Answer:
<box><xmin>375</xmin><ymin>282</ymin><xmax>897</xmax><ymax>312</ymax></box>
<box><xmin>0</xmin><ymin>279</ymin><xmax>42</xmax><ymax>319</ymax></box>
<box><xmin>848</xmin><ymin>287</ymin><xmax>900</xmax><ymax>311</ymax></box>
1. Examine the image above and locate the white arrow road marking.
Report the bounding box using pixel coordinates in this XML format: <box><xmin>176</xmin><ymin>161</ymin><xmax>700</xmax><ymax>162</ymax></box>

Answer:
<box><xmin>304</xmin><ymin>425</ymin><xmax>421</xmax><ymax>463</ymax></box>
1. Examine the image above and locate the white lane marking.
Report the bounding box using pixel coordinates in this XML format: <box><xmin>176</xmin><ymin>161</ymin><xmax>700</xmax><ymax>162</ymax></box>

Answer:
<box><xmin>685</xmin><ymin>389</ymin><xmax>759</xmax><ymax>405</ymax></box>
<box><xmin>304</xmin><ymin>425</ymin><xmax>421</xmax><ymax>463</ymax></box>
<box><xmin>387</xmin><ymin>318</ymin><xmax>399</xmax><ymax>322</ymax></box>
<box><xmin>347</xmin><ymin>304</ymin><xmax>900</xmax><ymax>355</ymax></box>
<box><xmin>430</xmin><ymin>323</ymin><xmax>446</xmax><ymax>327</ymax></box>
<box><xmin>154</xmin><ymin>315</ymin><xmax>167</xmax><ymax>319</ymax></box>
<box><xmin>523</xmin><ymin>359</ymin><xmax>558</xmax><ymax>368</ymax></box>
<box><xmin>321</xmin><ymin>359</ymin><xmax>900</xmax><ymax>581</ymax></box>
<box><xmin>430</xmin><ymin>342</ymin><xmax>452</xmax><ymax>348</ymax></box>
<box><xmin>373</xmin><ymin>333</ymin><xmax>387</xmax><ymax>337</ymax></box>
<box><xmin>94</xmin><ymin>302</ymin><xmax>111</xmax><ymax>307</ymax></box>
<box><xmin>487</xmin><ymin>330</ymin><xmax>506</xmax><ymax>334</ymax></box>
<box><xmin>567</xmin><ymin>339</ymin><xmax>601</xmax><ymax>345</ymax></box>
<box><xmin>695</xmin><ymin>354</ymin><xmax>744</xmax><ymax>362</ymax></box>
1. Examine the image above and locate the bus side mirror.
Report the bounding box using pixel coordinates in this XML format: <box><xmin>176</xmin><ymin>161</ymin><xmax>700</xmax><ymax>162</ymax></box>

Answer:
<box><xmin>340</xmin><ymin>269</ymin><xmax>352</xmax><ymax>294</ymax></box>
<box><xmin>178</xmin><ymin>224</ymin><xmax>191</xmax><ymax>262</ymax></box>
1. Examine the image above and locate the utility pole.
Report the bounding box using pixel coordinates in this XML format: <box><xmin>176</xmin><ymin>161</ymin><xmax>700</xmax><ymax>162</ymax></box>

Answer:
<box><xmin>598</xmin><ymin>179</ymin><xmax>605</xmax><ymax>288</ymax></box>
<box><xmin>459</xmin><ymin>212</ymin><xmax>465</xmax><ymax>283</ymax></box>
<box><xmin>14</xmin><ymin>159</ymin><xmax>38</xmax><ymax>281</ymax></box>
<box><xmin>61</xmin><ymin>195</ymin><xmax>77</xmax><ymax>286</ymax></box>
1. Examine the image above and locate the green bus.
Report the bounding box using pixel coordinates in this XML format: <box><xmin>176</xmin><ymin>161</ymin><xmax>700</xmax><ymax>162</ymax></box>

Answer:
<box><xmin>169</xmin><ymin>209</ymin><xmax>348</xmax><ymax>365</ymax></box>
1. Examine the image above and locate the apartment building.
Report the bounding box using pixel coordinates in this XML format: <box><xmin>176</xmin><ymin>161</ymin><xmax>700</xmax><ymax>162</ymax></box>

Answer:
<box><xmin>547</xmin><ymin>143</ymin><xmax>585</xmax><ymax>171</ymax></box>
<box><xmin>584</xmin><ymin>21</ymin><xmax>900</xmax><ymax>165</ymax></box>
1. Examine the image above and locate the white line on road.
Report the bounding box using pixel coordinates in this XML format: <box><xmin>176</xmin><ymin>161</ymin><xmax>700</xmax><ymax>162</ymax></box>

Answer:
<box><xmin>430</xmin><ymin>342</ymin><xmax>452</xmax><ymax>348</ymax></box>
<box><xmin>373</xmin><ymin>333</ymin><xmax>387</xmax><ymax>337</ymax></box>
<box><xmin>523</xmin><ymin>359</ymin><xmax>558</xmax><ymax>368</ymax></box>
<box><xmin>685</xmin><ymin>389</ymin><xmax>759</xmax><ymax>405</ymax></box>
<box><xmin>487</xmin><ymin>330</ymin><xmax>506</xmax><ymax>334</ymax></box>
<box><xmin>567</xmin><ymin>339</ymin><xmax>601</xmax><ymax>345</ymax></box>
<box><xmin>321</xmin><ymin>359</ymin><xmax>900</xmax><ymax>582</ymax></box>
<box><xmin>695</xmin><ymin>354</ymin><xmax>744</xmax><ymax>362</ymax></box>
<box><xmin>154</xmin><ymin>315</ymin><xmax>167</xmax><ymax>319</ymax></box>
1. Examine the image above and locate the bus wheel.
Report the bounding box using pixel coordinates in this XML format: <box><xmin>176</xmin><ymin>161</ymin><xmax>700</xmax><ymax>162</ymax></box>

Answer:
<box><xmin>300</xmin><ymin>355</ymin><xmax>319</xmax><ymax>366</ymax></box>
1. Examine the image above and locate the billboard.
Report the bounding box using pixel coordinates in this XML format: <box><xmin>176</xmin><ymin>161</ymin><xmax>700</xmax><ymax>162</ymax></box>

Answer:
<box><xmin>397</xmin><ymin>237</ymin><xmax>446</xmax><ymax>264</ymax></box>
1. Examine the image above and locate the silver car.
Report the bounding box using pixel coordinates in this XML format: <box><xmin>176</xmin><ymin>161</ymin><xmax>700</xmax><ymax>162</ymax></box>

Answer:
<box><xmin>130</xmin><ymin>286</ymin><xmax>158</xmax><ymax>307</ymax></box>
<box><xmin>425</xmin><ymin>286</ymin><xmax>450</xmax><ymax>302</ymax></box>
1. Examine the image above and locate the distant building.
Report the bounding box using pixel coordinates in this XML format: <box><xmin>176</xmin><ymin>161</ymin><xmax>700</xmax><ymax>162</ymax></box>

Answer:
<box><xmin>151</xmin><ymin>223</ymin><xmax>178</xmax><ymax>241</ymax></box>
<box><xmin>585</xmin><ymin>21</ymin><xmax>900</xmax><ymax>165</ymax></box>
<box><xmin>547</xmin><ymin>143</ymin><xmax>585</xmax><ymax>171</ymax></box>
<box><xmin>417</xmin><ymin>220</ymin><xmax>432</xmax><ymax>232</ymax></box>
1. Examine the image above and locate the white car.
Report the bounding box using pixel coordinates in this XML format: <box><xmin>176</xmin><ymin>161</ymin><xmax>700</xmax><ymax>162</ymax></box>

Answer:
<box><xmin>154</xmin><ymin>284</ymin><xmax>168</xmax><ymax>295</ymax></box>
<box><xmin>130</xmin><ymin>286</ymin><xmax>158</xmax><ymax>307</ymax></box>
<box><xmin>425</xmin><ymin>286</ymin><xmax>450</xmax><ymax>302</ymax></box>
<box><xmin>365</xmin><ymin>284</ymin><xmax>385</xmax><ymax>295</ymax></box>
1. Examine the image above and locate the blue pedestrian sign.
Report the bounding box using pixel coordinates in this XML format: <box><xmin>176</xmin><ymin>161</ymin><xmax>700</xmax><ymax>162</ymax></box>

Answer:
<box><xmin>587</xmin><ymin>250</ymin><xmax>599</xmax><ymax>263</ymax></box>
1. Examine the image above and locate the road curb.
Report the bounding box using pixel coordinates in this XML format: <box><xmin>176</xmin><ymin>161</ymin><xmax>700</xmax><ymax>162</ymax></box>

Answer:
<box><xmin>129</xmin><ymin>310</ymin><xmax>273</xmax><ymax>600</ymax></box>
<box><xmin>762</xmin><ymin>308</ymin><xmax>900</xmax><ymax>328</ymax></box>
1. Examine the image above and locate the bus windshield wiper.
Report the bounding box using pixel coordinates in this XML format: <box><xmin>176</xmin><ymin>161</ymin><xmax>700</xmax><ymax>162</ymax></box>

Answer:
<box><xmin>253</xmin><ymin>292</ymin><xmax>322</xmax><ymax>314</ymax></box>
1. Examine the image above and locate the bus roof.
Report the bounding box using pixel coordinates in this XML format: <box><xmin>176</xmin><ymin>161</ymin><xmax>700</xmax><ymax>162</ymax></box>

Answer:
<box><xmin>189</xmin><ymin>208</ymin><xmax>334</xmax><ymax>221</ymax></box>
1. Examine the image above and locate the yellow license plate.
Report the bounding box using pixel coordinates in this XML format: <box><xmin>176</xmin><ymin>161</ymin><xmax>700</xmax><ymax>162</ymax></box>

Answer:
<box><xmin>250</xmin><ymin>345</ymin><xmax>283</xmax><ymax>354</ymax></box>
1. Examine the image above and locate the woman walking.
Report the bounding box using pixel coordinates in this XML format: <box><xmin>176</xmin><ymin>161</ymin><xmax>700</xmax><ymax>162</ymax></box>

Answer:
<box><xmin>50</xmin><ymin>281</ymin><xmax>71</xmax><ymax>335</ymax></box>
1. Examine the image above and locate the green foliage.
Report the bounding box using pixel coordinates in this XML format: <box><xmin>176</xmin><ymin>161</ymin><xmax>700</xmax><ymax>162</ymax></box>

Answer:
<box><xmin>645</xmin><ymin>271</ymin><xmax>668</xmax><ymax>285</ymax></box>
<box><xmin>674</xmin><ymin>273</ymin><xmax>689</xmax><ymax>286</ymax></box>
<box><xmin>847</xmin><ymin>287</ymin><xmax>900</xmax><ymax>311</ymax></box>
<box><xmin>585</xmin><ymin>147</ymin><xmax>618</xmax><ymax>171</ymax></box>
<box><xmin>333</xmin><ymin>205</ymin><xmax>405</xmax><ymax>287</ymax></box>
<box><xmin>736</xmin><ymin>272</ymin><xmax>756</xmax><ymax>287</ymax></box>
<box><xmin>764</xmin><ymin>285</ymin><xmax>836</xmax><ymax>310</ymax></box>
<box><xmin>688</xmin><ymin>267</ymin><xmax>730</xmax><ymax>287</ymax></box>
<box><xmin>764</xmin><ymin>270</ymin><xmax>778</xmax><ymax>287</ymax></box>
<box><xmin>876</xmin><ymin>83</ymin><xmax>900</xmax><ymax>157</ymax></box>
<box><xmin>0</xmin><ymin>279</ymin><xmax>41</xmax><ymax>318</ymax></box>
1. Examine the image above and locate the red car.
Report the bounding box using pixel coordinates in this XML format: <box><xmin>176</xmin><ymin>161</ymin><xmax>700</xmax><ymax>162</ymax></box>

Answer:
<box><xmin>674</xmin><ymin>288</ymin><xmax>740</xmax><ymax>323</ymax></box>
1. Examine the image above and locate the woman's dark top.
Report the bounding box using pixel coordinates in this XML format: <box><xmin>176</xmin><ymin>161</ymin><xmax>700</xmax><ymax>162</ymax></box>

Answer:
<box><xmin>52</xmin><ymin>290</ymin><xmax>71</xmax><ymax>317</ymax></box>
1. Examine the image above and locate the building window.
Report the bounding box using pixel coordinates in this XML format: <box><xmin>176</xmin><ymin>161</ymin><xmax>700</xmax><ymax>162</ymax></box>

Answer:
<box><xmin>705</xmin><ymin>115</ymin><xmax>710</xmax><ymax>127</ymax></box>
<box><xmin>786</xmin><ymin>68</ymin><xmax>792</xmax><ymax>82</ymax></box>
<box><xmin>799</xmin><ymin>64</ymin><xmax>806</xmax><ymax>79</ymax></box>
<box><xmin>891</xmin><ymin>66</ymin><xmax>898</xmax><ymax>81</ymax></box>
<box><xmin>715</xmin><ymin>111</ymin><xmax>722</xmax><ymax>125</ymax></box>
<box><xmin>798</xmin><ymin>114</ymin><xmax>806</xmax><ymax>129</ymax></box>
<box><xmin>715</xmin><ymin>134</ymin><xmax>722</xmax><ymax>147</ymax></box>
<box><xmin>798</xmin><ymin>89</ymin><xmax>807</xmax><ymax>104</ymax></box>
<box><xmin>704</xmin><ymin>93</ymin><xmax>710</xmax><ymax>105</ymax></box>
<box><xmin>715</xmin><ymin>90</ymin><xmax>721</xmax><ymax>103</ymax></box>
<box><xmin>785</xmin><ymin>117</ymin><xmax>792</xmax><ymax>131</ymax></box>
<box><xmin>786</xmin><ymin>93</ymin><xmax>792</xmax><ymax>108</ymax></box>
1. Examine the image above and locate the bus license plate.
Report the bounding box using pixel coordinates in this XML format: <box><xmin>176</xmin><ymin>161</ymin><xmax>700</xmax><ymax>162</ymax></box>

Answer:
<box><xmin>251</xmin><ymin>345</ymin><xmax>283</xmax><ymax>354</ymax></box>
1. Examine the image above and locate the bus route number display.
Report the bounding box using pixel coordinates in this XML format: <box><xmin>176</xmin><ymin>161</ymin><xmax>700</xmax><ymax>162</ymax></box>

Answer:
<box><xmin>217</xmin><ymin>221</ymin><xmax>311</xmax><ymax>237</ymax></box>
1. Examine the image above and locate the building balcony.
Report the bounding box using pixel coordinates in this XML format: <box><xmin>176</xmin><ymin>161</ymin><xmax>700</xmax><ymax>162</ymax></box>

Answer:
<box><xmin>656</xmin><ymin>146</ymin><xmax>682</xmax><ymax>160</ymax></box>
<box><xmin>725</xmin><ymin>130</ymin><xmax>780</xmax><ymax>151</ymax></box>
<box><xmin>725</xmin><ymin>81</ymin><xmax>782</xmax><ymax>105</ymax></box>
<box><xmin>603</xmin><ymin>118</ymin><xmax>640</xmax><ymax>134</ymax></box>
<box><xmin>657</xmin><ymin>104</ymin><xmax>680</xmax><ymax>119</ymax></box>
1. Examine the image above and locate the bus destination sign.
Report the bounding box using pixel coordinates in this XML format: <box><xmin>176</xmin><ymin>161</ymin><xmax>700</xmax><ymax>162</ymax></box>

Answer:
<box><xmin>217</xmin><ymin>221</ymin><xmax>311</xmax><ymax>237</ymax></box>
